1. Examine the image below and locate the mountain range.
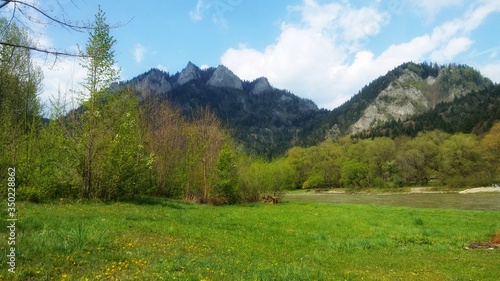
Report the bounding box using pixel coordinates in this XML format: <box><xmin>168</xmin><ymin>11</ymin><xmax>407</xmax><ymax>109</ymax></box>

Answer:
<box><xmin>116</xmin><ymin>61</ymin><xmax>499</xmax><ymax>157</ymax></box>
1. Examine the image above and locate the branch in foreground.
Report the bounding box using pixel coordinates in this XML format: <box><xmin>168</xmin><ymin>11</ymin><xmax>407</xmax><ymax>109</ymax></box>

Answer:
<box><xmin>10</xmin><ymin>0</ymin><xmax>92</xmax><ymax>32</ymax></box>
<box><xmin>0</xmin><ymin>1</ymin><xmax>13</xmax><ymax>10</ymax></box>
<box><xmin>0</xmin><ymin>41</ymin><xmax>88</xmax><ymax>58</ymax></box>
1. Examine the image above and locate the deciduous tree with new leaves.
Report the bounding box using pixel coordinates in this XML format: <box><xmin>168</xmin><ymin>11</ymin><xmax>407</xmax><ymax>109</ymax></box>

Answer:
<box><xmin>78</xmin><ymin>5</ymin><xmax>119</xmax><ymax>199</ymax></box>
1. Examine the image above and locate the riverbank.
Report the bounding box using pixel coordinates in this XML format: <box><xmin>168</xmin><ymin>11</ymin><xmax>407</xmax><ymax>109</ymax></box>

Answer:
<box><xmin>459</xmin><ymin>187</ymin><xmax>500</xmax><ymax>194</ymax></box>
<box><xmin>306</xmin><ymin>186</ymin><xmax>500</xmax><ymax>195</ymax></box>
<box><xmin>284</xmin><ymin>191</ymin><xmax>500</xmax><ymax>211</ymax></box>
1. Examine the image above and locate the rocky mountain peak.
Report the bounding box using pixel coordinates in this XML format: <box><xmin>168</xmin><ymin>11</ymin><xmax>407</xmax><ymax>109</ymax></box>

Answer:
<box><xmin>177</xmin><ymin>61</ymin><xmax>201</xmax><ymax>85</ymax></box>
<box><xmin>251</xmin><ymin>77</ymin><xmax>273</xmax><ymax>94</ymax></box>
<box><xmin>129</xmin><ymin>68</ymin><xmax>172</xmax><ymax>101</ymax></box>
<box><xmin>348</xmin><ymin>63</ymin><xmax>493</xmax><ymax>134</ymax></box>
<box><xmin>207</xmin><ymin>65</ymin><xmax>243</xmax><ymax>90</ymax></box>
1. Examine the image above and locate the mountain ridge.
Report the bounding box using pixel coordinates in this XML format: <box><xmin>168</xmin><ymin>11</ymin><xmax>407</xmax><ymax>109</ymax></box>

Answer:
<box><xmin>116</xmin><ymin>61</ymin><xmax>497</xmax><ymax>156</ymax></box>
<box><xmin>117</xmin><ymin>62</ymin><xmax>322</xmax><ymax>156</ymax></box>
<box><xmin>349</xmin><ymin>64</ymin><xmax>493</xmax><ymax>133</ymax></box>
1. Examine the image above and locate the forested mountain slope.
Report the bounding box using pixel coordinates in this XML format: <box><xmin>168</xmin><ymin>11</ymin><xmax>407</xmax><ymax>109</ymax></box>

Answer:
<box><xmin>317</xmin><ymin>62</ymin><xmax>494</xmax><ymax>139</ymax></box>
<box><xmin>117</xmin><ymin>62</ymin><xmax>326</xmax><ymax>157</ymax></box>
<box><xmin>361</xmin><ymin>84</ymin><xmax>500</xmax><ymax>138</ymax></box>
<box><xmin>117</xmin><ymin>61</ymin><xmax>497</xmax><ymax>156</ymax></box>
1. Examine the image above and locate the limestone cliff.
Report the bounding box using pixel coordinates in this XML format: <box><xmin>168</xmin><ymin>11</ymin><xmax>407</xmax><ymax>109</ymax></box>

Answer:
<box><xmin>206</xmin><ymin>65</ymin><xmax>243</xmax><ymax>90</ymax></box>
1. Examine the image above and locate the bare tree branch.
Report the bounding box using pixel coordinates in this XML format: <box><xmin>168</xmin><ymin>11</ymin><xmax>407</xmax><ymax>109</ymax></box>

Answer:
<box><xmin>10</xmin><ymin>0</ymin><xmax>92</xmax><ymax>32</ymax></box>
<box><xmin>0</xmin><ymin>40</ymin><xmax>88</xmax><ymax>58</ymax></box>
<box><xmin>0</xmin><ymin>1</ymin><xmax>13</xmax><ymax>10</ymax></box>
<box><xmin>0</xmin><ymin>1</ymin><xmax>129</xmax><ymax>58</ymax></box>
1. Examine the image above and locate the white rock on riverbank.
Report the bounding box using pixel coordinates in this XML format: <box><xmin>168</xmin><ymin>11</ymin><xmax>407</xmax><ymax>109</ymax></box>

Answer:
<box><xmin>459</xmin><ymin>187</ymin><xmax>500</xmax><ymax>194</ymax></box>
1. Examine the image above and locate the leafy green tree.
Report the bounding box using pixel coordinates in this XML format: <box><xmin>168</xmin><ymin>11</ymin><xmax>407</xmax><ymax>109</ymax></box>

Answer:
<box><xmin>382</xmin><ymin>160</ymin><xmax>402</xmax><ymax>188</ymax></box>
<box><xmin>438</xmin><ymin>133</ymin><xmax>487</xmax><ymax>186</ymax></box>
<box><xmin>78</xmin><ymin>5</ymin><xmax>119</xmax><ymax>199</ymax></box>
<box><xmin>97</xmin><ymin>89</ymin><xmax>153</xmax><ymax>200</ymax></box>
<box><xmin>302</xmin><ymin>174</ymin><xmax>325</xmax><ymax>189</ymax></box>
<box><xmin>0</xmin><ymin>18</ymin><xmax>43</xmax><ymax>199</ymax></box>
<box><xmin>286</xmin><ymin>146</ymin><xmax>311</xmax><ymax>188</ymax></box>
<box><xmin>23</xmin><ymin>97</ymin><xmax>80</xmax><ymax>201</ymax></box>
<box><xmin>341</xmin><ymin>160</ymin><xmax>369</xmax><ymax>189</ymax></box>
<box><xmin>396</xmin><ymin>130</ymin><xmax>449</xmax><ymax>184</ymax></box>
<box><xmin>348</xmin><ymin>137</ymin><xmax>396</xmax><ymax>187</ymax></box>
<box><xmin>302</xmin><ymin>140</ymin><xmax>345</xmax><ymax>188</ymax></box>
<box><xmin>481</xmin><ymin>122</ymin><xmax>500</xmax><ymax>179</ymax></box>
<box><xmin>212</xmin><ymin>141</ymin><xmax>239</xmax><ymax>204</ymax></box>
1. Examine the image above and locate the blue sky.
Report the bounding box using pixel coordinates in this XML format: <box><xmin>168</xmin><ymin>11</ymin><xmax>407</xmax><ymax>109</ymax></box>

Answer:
<box><xmin>3</xmin><ymin>0</ymin><xmax>500</xmax><ymax>110</ymax></box>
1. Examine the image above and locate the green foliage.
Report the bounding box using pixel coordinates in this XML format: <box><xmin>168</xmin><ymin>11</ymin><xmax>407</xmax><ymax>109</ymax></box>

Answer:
<box><xmin>438</xmin><ymin>133</ymin><xmax>487</xmax><ymax>186</ymax></box>
<box><xmin>481</xmin><ymin>122</ymin><xmax>500</xmax><ymax>179</ymax></box>
<box><xmin>382</xmin><ymin>160</ymin><xmax>402</xmax><ymax>188</ymax></box>
<box><xmin>77</xmin><ymin>6</ymin><xmax>122</xmax><ymax>200</ymax></box>
<box><xmin>21</xmin><ymin>112</ymin><xmax>80</xmax><ymax>202</ymax></box>
<box><xmin>212</xmin><ymin>141</ymin><xmax>239</xmax><ymax>205</ymax></box>
<box><xmin>238</xmin><ymin>157</ymin><xmax>294</xmax><ymax>202</ymax></box>
<box><xmin>302</xmin><ymin>174</ymin><xmax>324</xmax><ymax>189</ymax></box>
<box><xmin>97</xmin><ymin>90</ymin><xmax>153</xmax><ymax>200</ymax></box>
<box><xmin>80</xmin><ymin>5</ymin><xmax>119</xmax><ymax>95</ymax></box>
<box><xmin>341</xmin><ymin>160</ymin><xmax>369</xmax><ymax>189</ymax></box>
<box><xmin>262</xmin><ymin>129</ymin><xmax>495</xmax><ymax>190</ymax></box>
<box><xmin>0</xmin><ymin>19</ymin><xmax>44</xmax><ymax>200</ymax></box>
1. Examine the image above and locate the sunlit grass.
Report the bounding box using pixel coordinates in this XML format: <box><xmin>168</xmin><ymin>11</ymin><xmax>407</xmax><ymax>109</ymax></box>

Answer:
<box><xmin>1</xmin><ymin>199</ymin><xmax>499</xmax><ymax>280</ymax></box>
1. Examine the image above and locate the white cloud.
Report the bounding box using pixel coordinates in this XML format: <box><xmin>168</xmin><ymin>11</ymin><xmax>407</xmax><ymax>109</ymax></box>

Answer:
<box><xmin>221</xmin><ymin>0</ymin><xmax>500</xmax><ymax>109</ymax></box>
<box><xmin>190</xmin><ymin>0</ymin><xmax>210</xmax><ymax>22</ymax></box>
<box><xmin>156</xmin><ymin>64</ymin><xmax>168</xmax><ymax>72</ymax></box>
<box><xmin>431</xmin><ymin>37</ymin><xmax>474</xmax><ymax>62</ymax></box>
<box><xmin>134</xmin><ymin>43</ymin><xmax>146</xmax><ymax>64</ymax></box>
<box><xmin>480</xmin><ymin>62</ymin><xmax>500</xmax><ymax>83</ymax></box>
<box><xmin>222</xmin><ymin>0</ymin><xmax>389</xmax><ymax>108</ymax></box>
<box><xmin>408</xmin><ymin>0</ymin><xmax>464</xmax><ymax>23</ymax></box>
<box><xmin>36</xmin><ymin>56</ymin><xmax>86</xmax><ymax>113</ymax></box>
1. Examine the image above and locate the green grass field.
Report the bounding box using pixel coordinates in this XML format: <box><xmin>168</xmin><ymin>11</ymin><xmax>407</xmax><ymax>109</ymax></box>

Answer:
<box><xmin>1</xmin><ymin>199</ymin><xmax>500</xmax><ymax>280</ymax></box>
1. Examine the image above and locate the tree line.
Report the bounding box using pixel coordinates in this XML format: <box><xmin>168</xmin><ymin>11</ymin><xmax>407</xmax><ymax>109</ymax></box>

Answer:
<box><xmin>259</xmin><ymin>127</ymin><xmax>500</xmax><ymax>191</ymax></box>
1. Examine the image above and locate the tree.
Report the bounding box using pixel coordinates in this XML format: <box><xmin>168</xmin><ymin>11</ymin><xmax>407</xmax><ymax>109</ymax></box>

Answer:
<box><xmin>438</xmin><ymin>133</ymin><xmax>487</xmax><ymax>186</ymax></box>
<box><xmin>78</xmin><ymin>5</ymin><xmax>119</xmax><ymax>199</ymax></box>
<box><xmin>347</xmin><ymin>137</ymin><xmax>396</xmax><ymax>187</ymax></box>
<box><xmin>97</xmin><ymin>89</ymin><xmax>153</xmax><ymax>200</ymax></box>
<box><xmin>0</xmin><ymin>18</ymin><xmax>43</xmax><ymax>199</ymax></box>
<box><xmin>212</xmin><ymin>141</ymin><xmax>239</xmax><ymax>205</ymax></box>
<box><xmin>144</xmin><ymin>103</ymin><xmax>186</xmax><ymax>198</ymax></box>
<box><xmin>192</xmin><ymin>107</ymin><xmax>226</xmax><ymax>202</ymax></box>
<box><xmin>23</xmin><ymin>97</ymin><xmax>80</xmax><ymax>201</ymax></box>
<box><xmin>341</xmin><ymin>160</ymin><xmax>369</xmax><ymax>189</ymax></box>
<box><xmin>395</xmin><ymin>130</ymin><xmax>450</xmax><ymax>184</ymax></box>
<box><xmin>481</xmin><ymin>122</ymin><xmax>500</xmax><ymax>179</ymax></box>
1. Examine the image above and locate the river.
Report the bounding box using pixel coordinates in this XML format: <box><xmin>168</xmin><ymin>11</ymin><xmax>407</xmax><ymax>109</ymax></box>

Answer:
<box><xmin>284</xmin><ymin>192</ymin><xmax>500</xmax><ymax>211</ymax></box>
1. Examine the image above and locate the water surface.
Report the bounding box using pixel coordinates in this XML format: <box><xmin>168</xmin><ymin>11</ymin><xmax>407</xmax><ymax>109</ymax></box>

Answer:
<box><xmin>284</xmin><ymin>192</ymin><xmax>500</xmax><ymax>211</ymax></box>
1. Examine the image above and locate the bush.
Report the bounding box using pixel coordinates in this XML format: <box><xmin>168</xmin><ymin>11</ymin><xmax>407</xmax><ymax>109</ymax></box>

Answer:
<box><xmin>212</xmin><ymin>142</ymin><xmax>239</xmax><ymax>205</ymax></box>
<box><xmin>302</xmin><ymin>174</ymin><xmax>325</xmax><ymax>189</ymax></box>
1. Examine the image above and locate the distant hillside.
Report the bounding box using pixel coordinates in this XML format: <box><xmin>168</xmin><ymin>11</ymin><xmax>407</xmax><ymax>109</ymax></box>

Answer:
<box><xmin>318</xmin><ymin>62</ymin><xmax>494</xmax><ymax>138</ymax></box>
<box><xmin>116</xmin><ymin>62</ymin><xmax>325</xmax><ymax>157</ymax></box>
<box><xmin>361</xmin><ymin>84</ymin><xmax>500</xmax><ymax>138</ymax></box>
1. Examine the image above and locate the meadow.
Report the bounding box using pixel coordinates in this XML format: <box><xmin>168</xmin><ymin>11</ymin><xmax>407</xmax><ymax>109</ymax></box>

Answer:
<box><xmin>1</xmin><ymin>199</ymin><xmax>500</xmax><ymax>280</ymax></box>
